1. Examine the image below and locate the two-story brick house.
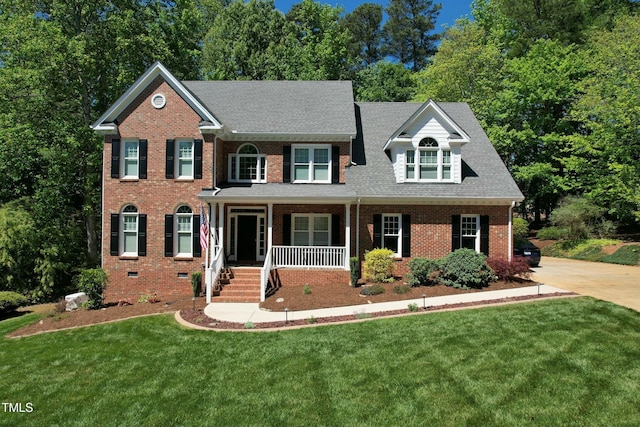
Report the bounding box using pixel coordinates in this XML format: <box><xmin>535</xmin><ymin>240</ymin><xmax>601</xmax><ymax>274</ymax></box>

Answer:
<box><xmin>92</xmin><ymin>62</ymin><xmax>523</xmax><ymax>303</ymax></box>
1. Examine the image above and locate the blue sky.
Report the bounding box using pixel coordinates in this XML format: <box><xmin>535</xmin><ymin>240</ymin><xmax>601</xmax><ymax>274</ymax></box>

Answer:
<box><xmin>272</xmin><ymin>0</ymin><xmax>474</xmax><ymax>31</ymax></box>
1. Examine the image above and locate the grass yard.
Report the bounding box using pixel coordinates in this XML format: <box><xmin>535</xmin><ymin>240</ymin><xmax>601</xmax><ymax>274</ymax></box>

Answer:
<box><xmin>1</xmin><ymin>298</ymin><xmax>639</xmax><ymax>426</ymax></box>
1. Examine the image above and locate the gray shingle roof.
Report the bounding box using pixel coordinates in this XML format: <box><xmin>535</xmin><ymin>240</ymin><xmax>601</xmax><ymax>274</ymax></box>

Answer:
<box><xmin>346</xmin><ymin>102</ymin><xmax>524</xmax><ymax>201</ymax></box>
<box><xmin>182</xmin><ymin>80</ymin><xmax>356</xmax><ymax>136</ymax></box>
<box><xmin>199</xmin><ymin>183</ymin><xmax>356</xmax><ymax>202</ymax></box>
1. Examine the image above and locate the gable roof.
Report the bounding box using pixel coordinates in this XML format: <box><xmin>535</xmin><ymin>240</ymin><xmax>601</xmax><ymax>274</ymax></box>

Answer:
<box><xmin>346</xmin><ymin>102</ymin><xmax>524</xmax><ymax>203</ymax></box>
<box><xmin>91</xmin><ymin>62</ymin><xmax>222</xmax><ymax>132</ymax></box>
<box><xmin>182</xmin><ymin>80</ymin><xmax>356</xmax><ymax>140</ymax></box>
<box><xmin>382</xmin><ymin>99</ymin><xmax>470</xmax><ymax>150</ymax></box>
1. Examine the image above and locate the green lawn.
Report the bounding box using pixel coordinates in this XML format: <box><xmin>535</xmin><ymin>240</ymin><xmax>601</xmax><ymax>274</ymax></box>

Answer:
<box><xmin>1</xmin><ymin>298</ymin><xmax>639</xmax><ymax>426</ymax></box>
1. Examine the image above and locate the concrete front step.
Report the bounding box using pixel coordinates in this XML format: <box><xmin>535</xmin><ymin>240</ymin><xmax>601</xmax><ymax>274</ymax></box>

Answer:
<box><xmin>214</xmin><ymin>267</ymin><xmax>262</xmax><ymax>303</ymax></box>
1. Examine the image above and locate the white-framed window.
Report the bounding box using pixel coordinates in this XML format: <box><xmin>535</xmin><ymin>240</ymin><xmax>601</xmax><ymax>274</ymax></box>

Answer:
<box><xmin>292</xmin><ymin>145</ymin><xmax>331</xmax><ymax>183</ymax></box>
<box><xmin>229</xmin><ymin>143</ymin><xmax>266</xmax><ymax>183</ymax></box>
<box><xmin>382</xmin><ymin>214</ymin><xmax>402</xmax><ymax>256</ymax></box>
<box><xmin>405</xmin><ymin>137</ymin><xmax>452</xmax><ymax>182</ymax></box>
<box><xmin>461</xmin><ymin>214</ymin><xmax>480</xmax><ymax>251</ymax></box>
<box><xmin>175</xmin><ymin>205</ymin><xmax>193</xmax><ymax>257</ymax></box>
<box><xmin>292</xmin><ymin>214</ymin><xmax>331</xmax><ymax>246</ymax></box>
<box><xmin>177</xmin><ymin>139</ymin><xmax>194</xmax><ymax>179</ymax></box>
<box><xmin>122</xmin><ymin>140</ymin><xmax>139</xmax><ymax>178</ymax></box>
<box><xmin>121</xmin><ymin>205</ymin><xmax>138</xmax><ymax>256</ymax></box>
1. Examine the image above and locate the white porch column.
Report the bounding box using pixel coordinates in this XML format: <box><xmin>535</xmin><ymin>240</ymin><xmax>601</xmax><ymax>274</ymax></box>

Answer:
<box><xmin>267</xmin><ymin>203</ymin><xmax>273</xmax><ymax>250</ymax></box>
<box><xmin>218</xmin><ymin>202</ymin><xmax>224</xmax><ymax>252</ymax></box>
<box><xmin>344</xmin><ymin>203</ymin><xmax>351</xmax><ymax>270</ymax></box>
<box><xmin>205</xmin><ymin>203</ymin><xmax>214</xmax><ymax>303</ymax></box>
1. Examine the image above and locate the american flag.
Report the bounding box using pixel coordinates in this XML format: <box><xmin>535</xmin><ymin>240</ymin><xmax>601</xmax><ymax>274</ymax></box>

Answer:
<box><xmin>199</xmin><ymin>205</ymin><xmax>208</xmax><ymax>251</ymax></box>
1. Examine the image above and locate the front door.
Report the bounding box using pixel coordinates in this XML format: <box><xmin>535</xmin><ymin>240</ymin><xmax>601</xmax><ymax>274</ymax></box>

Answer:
<box><xmin>236</xmin><ymin>215</ymin><xmax>258</xmax><ymax>261</ymax></box>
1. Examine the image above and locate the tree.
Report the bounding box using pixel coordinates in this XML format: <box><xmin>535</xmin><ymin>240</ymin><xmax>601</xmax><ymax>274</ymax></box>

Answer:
<box><xmin>354</xmin><ymin>61</ymin><xmax>417</xmax><ymax>102</ymax></box>
<box><xmin>383</xmin><ymin>0</ymin><xmax>441</xmax><ymax>71</ymax></box>
<box><xmin>202</xmin><ymin>0</ymin><xmax>287</xmax><ymax>80</ymax></box>
<box><xmin>565</xmin><ymin>14</ymin><xmax>640</xmax><ymax>225</ymax></box>
<box><xmin>341</xmin><ymin>3</ymin><xmax>384</xmax><ymax>68</ymax></box>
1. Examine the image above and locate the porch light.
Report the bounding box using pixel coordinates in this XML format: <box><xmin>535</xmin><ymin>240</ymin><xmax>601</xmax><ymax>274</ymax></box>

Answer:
<box><xmin>285</xmin><ymin>307</ymin><xmax>289</xmax><ymax>324</ymax></box>
<box><xmin>422</xmin><ymin>294</ymin><xmax>426</xmax><ymax>310</ymax></box>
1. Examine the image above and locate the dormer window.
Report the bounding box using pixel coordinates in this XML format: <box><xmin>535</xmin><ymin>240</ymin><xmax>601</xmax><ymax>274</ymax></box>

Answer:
<box><xmin>406</xmin><ymin>138</ymin><xmax>452</xmax><ymax>182</ymax></box>
<box><xmin>229</xmin><ymin>143</ymin><xmax>266</xmax><ymax>183</ymax></box>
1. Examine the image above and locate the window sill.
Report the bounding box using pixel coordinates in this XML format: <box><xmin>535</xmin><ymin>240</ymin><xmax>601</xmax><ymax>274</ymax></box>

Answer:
<box><xmin>119</xmin><ymin>256</ymin><xmax>138</xmax><ymax>260</ymax></box>
<box><xmin>173</xmin><ymin>256</ymin><xmax>194</xmax><ymax>261</ymax></box>
<box><xmin>119</xmin><ymin>178</ymin><xmax>139</xmax><ymax>182</ymax></box>
<box><xmin>174</xmin><ymin>178</ymin><xmax>194</xmax><ymax>182</ymax></box>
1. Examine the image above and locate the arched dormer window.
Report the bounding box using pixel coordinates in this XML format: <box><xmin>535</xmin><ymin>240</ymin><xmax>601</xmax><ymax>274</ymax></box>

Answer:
<box><xmin>406</xmin><ymin>137</ymin><xmax>452</xmax><ymax>182</ymax></box>
<box><xmin>229</xmin><ymin>143</ymin><xmax>266</xmax><ymax>183</ymax></box>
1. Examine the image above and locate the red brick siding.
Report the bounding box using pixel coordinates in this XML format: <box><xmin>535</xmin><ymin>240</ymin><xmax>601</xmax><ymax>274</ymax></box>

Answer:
<box><xmin>276</xmin><ymin>269</ymin><xmax>350</xmax><ymax>287</ymax></box>
<box><xmin>102</xmin><ymin>78</ymin><xmax>213</xmax><ymax>301</ymax></box>
<box><xmin>356</xmin><ymin>204</ymin><xmax>511</xmax><ymax>276</ymax></box>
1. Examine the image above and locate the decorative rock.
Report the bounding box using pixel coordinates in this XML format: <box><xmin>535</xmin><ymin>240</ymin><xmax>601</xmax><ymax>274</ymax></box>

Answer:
<box><xmin>276</xmin><ymin>298</ymin><xmax>285</xmax><ymax>303</ymax></box>
<box><xmin>65</xmin><ymin>292</ymin><xmax>88</xmax><ymax>311</ymax></box>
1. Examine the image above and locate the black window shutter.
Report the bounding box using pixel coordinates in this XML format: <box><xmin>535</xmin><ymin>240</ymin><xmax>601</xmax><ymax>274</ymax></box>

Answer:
<box><xmin>332</xmin><ymin>145</ymin><xmax>340</xmax><ymax>183</ymax></box>
<box><xmin>283</xmin><ymin>146</ymin><xmax>291</xmax><ymax>183</ymax></box>
<box><xmin>138</xmin><ymin>214</ymin><xmax>147</xmax><ymax>256</ymax></box>
<box><xmin>110</xmin><ymin>213</ymin><xmax>119</xmax><ymax>256</ymax></box>
<box><xmin>331</xmin><ymin>214</ymin><xmax>340</xmax><ymax>246</ymax></box>
<box><xmin>283</xmin><ymin>214</ymin><xmax>291</xmax><ymax>245</ymax></box>
<box><xmin>166</xmin><ymin>139</ymin><xmax>175</xmax><ymax>179</ymax></box>
<box><xmin>164</xmin><ymin>215</ymin><xmax>173</xmax><ymax>257</ymax></box>
<box><xmin>452</xmin><ymin>215</ymin><xmax>461</xmax><ymax>251</ymax></box>
<box><xmin>111</xmin><ymin>139</ymin><xmax>120</xmax><ymax>179</ymax></box>
<box><xmin>139</xmin><ymin>139</ymin><xmax>147</xmax><ymax>179</ymax></box>
<box><xmin>194</xmin><ymin>139</ymin><xmax>203</xmax><ymax>180</ymax></box>
<box><xmin>373</xmin><ymin>214</ymin><xmax>382</xmax><ymax>248</ymax></box>
<box><xmin>480</xmin><ymin>215</ymin><xmax>490</xmax><ymax>256</ymax></box>
<box><xmin>193</xmin><ymin>213</ymin><xmax>202</xmax><ymax>257</ymax></box>
<box><xmin>402</xmin><ymin>214</ymin><xmax>411</xmax><ymax>257</ymax></box>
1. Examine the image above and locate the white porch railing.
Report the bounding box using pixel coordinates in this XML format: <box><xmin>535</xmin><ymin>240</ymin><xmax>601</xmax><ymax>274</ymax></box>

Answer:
<box><xmin>260</xmin><ymin>247</ymin><xmax>273</xmax><ymax>302</ymax></box>
<box><xmin>272</xmin><ymin>245</ymin><xmax>347</xmax><ymax>269</ymax></box>
<box><xmin>206</xmin><ymin>245</ymin><xmax>225</xmax><ymax>304</ymax></box>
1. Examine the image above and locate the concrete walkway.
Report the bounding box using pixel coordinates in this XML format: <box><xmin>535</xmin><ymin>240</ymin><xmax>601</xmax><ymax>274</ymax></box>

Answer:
<box><xmin>531</xmin><ymin>257</ymin><xmax>640</xmax><ymax>311</ymax></box>
<box><xmin>204</xmin><ymin>284</ymin><xmax>567</xmax><ymax>324</ymax></box>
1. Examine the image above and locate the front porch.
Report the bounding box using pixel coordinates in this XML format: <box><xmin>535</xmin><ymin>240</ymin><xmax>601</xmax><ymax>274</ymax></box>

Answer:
<box><xmin>203</xmin><ymin>201</ymin><xmax>353</xmax><ymax>303</ymax></box>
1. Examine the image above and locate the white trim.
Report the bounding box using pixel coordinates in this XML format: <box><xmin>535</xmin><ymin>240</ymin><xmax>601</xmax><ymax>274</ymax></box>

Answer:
<box><xmin>291</xmin><ymin>213</ymin><xmax>332</xmax><ymax>246</ymax></box>
<box><xmin>91</xmin><ymin>62</ymin><xmax>223</xmax><ymax>131</ymax></box>
<box><xmin>460</xmin><ymin>214</ymin><xmax>480</xmax><ymax>253</ymax></box>
<box><xmin>381</xmin><ymin>213</ymin><xmax>403</xmax><ymax>258</ymax></box>
<box><xmin>121</xmin><ymin>139</ymin><xmax>140</xmax><ymax>179</ymax></box>
<box><xmin>151</xmin><ymin>93</ymin><xmax>166</xmax><ymax>109</ymax></box>
<box><xmin>176</xmin><ymin>139</ymin><xmax>195</xmax><ymax>180</ymax></box>
<box><xmin>291</xmin><ymin>144</ymin><xmax>331</xmax><ymax>183</ymax></box>
<box><xmin>120</xmin><ymin>205</ymin><xmax>138</xmax><ymax>257</ymax></box>
<box><xmin>226</xmin><ymin>206</ymin><xmax>267</xmax><ymax>262</ymax></box>
<box><xmin>174</xmin><ymin>206</ymin><xmax>193</xmax><ymax>258</ymax></box>
<box><xmin>228</xmin><ymin>143</ymin><xmax>267</xmax><ymax>183</ymax></box>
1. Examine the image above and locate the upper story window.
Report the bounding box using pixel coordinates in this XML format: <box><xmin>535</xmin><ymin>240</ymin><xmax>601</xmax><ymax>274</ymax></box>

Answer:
<box><xmin>121</xmin><ymin>205</ymin><xmax>139</xmax><ymax>256</ymax></box>
<box><xmin>166</xmin><ymin>139</ymin><xmax>203</xmax><ymax>180</ymax></box>
<box><xmin>293</xmin><ymin>144</ymin><xmax>330</xmax><ymax>183</ymax></box>
<box><xmin>405</xmin><ymin>138</ymin><xmax>452</xmax><ymax>182</ymax></box>
<box><xmin>177</xmin><ymin>139</ymin><xmax>194</xmax><ymax>179</ymax></box>
<box><xmin>229</xmin><ymin>144</ymin><xmax>266</xmax><ymax>183</ymax></box>
<box><xmin>110</xmin><ymin>139</ymin><xmax>147</xmax><ymax>179</ymax></box>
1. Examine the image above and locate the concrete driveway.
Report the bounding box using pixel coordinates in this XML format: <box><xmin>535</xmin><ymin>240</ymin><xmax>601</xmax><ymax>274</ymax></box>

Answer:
<box><xmin>531</xmin><ymin>257</ymin><xmax>640</xmax><ymax>311</ymax></box>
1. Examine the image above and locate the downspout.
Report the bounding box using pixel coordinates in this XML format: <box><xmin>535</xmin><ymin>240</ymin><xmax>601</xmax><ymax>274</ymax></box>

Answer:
<box><xmin>508</xmin><ymin>201</ymin><xmax>515</xmax><ymax>262</ymax></box>
<box><xmin>355</xmin><ymin>197</ymin><xmax>361</xmax><ymax>260</ymax></box>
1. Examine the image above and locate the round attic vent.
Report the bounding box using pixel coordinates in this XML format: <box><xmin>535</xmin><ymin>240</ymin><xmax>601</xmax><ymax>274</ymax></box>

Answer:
<box><xmin>151</xmin><ymin>93</ymin><xmax>166</xmax><ymax>109</ymax></box>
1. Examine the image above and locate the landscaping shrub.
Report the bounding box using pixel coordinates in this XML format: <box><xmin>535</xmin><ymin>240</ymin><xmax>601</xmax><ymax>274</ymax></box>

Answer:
<box><xmin>349</xmin><ymin>257</ymin><xmax>360</xmax><ymax>287</ymax></box>
<box><xmin>438</xmin><ymin>249</ymin><xmax>494</xmax><ymax>289</ymax></box>
<box><xmin>406</xmin><ymin>257</ymin><xmax>439</xmax><ymax>286</ymax></box>
<box><xmin>0</xmin><ymin>291</ymin><xmax>28</xmax><ymax>314</ymax></box>
<box><xmin>303</xmin><ymin>284</ymin><xmax>311</xmax><ymax>295</ymax></box>
<box><xmin>487</xmin><ymin>257</ymin><xmax>531</xmax><ymax>282</ymax></box>
<box><xmin>393</xmin><ymin>284</ymin><xmax>410</xmax><ymax>294</ymax></box>
<box><xmin>549</xmin><ymin>196</ymin><xmax>615</xmax><ymax>240</ymax></box>
<box><xmin>513</xmin><ymin>217</ymin><xmax>529</xmax><ymax>239</ymax></box>
<box><xmin>73</xmin><ymin>268</ymin><xmax>108</xmax><ymax>310</ymax></box>
<box><xmin>190</xmin><ymin>272</ymin><xmax>202</xmax><ymax>298</ymax></box>
<box><xmin>363</xmin><ymin>248</ymin><xmax>395</xmax><ymax>282</ymax></box>
<box><xmin>407</xmin><ymin>303</ymin><xmax>419</xmax><ymax>312</ymax></box>
<box><xmin>360</xmin><ymin>284</ymin><xmax>386</xmax><ymax>296</ymax></box>
<box><xmin>537</xmin><ymin>226</ymin><xmax>570</xmax><ymax>240</ymax></box>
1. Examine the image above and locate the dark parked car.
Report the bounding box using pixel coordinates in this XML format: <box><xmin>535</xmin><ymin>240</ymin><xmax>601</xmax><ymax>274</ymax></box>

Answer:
<box><xmin>513</xmin><ymin>238</ymin><xmax>541</xmax><ymax>267</ymax></box>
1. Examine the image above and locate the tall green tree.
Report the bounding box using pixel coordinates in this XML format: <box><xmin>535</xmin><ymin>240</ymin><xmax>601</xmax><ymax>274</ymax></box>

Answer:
<box><xmin>354</xmin><ymin>61</ymin><xmax>417</xmax><ymax>102</ymax></box>
<box><xmin>202</xmin><ymin>0</ymin><xmax>286</xmax><ymax>80</ymax></box>
<box><xmin>565</xmin><ymin>14</ymin><xmax>640</xmax><ymax>224</ymax></box>
<box><xmin>341</xmin><ymin>3</ymin><xmax>384</xmax><ymax>68</ymax></box>
<box><xmin>0</xmin><ymin>0</ymin><xmax>205</xmax><ymax>300</ymax></box>
<box><xmin>383</xmin><ymin>0</ymin><xmax>441</xmax><ymax>71</ymax></box>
